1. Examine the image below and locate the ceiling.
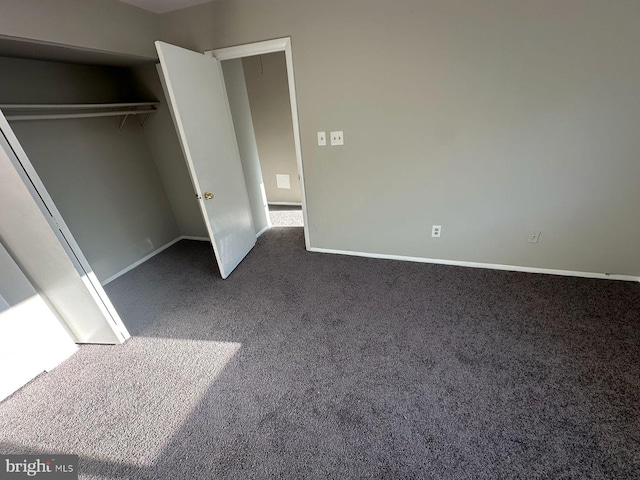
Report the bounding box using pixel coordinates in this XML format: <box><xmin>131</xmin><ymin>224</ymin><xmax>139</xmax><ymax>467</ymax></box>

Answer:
<box><xmin>119</xmin><ymin>0</ymin><xmax>214</xmax><ymax>14</ymax></box>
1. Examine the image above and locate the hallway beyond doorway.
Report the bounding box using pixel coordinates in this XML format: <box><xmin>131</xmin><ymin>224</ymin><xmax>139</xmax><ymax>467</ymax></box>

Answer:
<box><xmin>268</xmin><ymin>204</ymin><xmax>303</xmax><ymax>227</ymax></box>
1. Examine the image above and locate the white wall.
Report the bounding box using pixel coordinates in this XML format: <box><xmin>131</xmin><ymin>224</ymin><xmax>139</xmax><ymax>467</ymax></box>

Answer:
<box><xmin>222</xmin><ymin>59</ymin><xmax>270</xmax><ymax>235</ymax></box>
<box><xmin>0</xmin><ymin>57</ymin><xmax>180</xmax><ymax>282</ymax></box>
<box><xmin>161</xmin><ymin>0</ymin><xmax>640</xmax><ymax>277</ymax></box>
<box><xmin>242</xmin><ymin>52</ymin><xmax>301</xmax><ymax>204</ymax></box>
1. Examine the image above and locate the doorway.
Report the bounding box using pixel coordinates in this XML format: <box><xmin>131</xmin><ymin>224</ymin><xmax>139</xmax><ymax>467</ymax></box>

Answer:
<box><xmin>241</xmin><ymin>52</ymin><xmax>303</xmax><ymax>228</ymax></box>
<box><xmin>208</xmin><ymin>38</ymin><xmax>309</xmax><ymax>241</ymax></box>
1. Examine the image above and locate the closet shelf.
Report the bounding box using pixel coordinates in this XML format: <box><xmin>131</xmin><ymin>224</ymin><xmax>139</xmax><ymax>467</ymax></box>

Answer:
<box><xmin>0</xmin><ymin>102</ymin><xmax>160</xmax><ymax>128</ymax></box>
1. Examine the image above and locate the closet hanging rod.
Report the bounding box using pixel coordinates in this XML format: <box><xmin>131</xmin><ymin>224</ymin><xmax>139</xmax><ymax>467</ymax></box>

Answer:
<box><xmin>0</xmin><ymin>102</ymin><xmax>160</xmax><ymax>110</ymax></box>
<box><xmin>5</xmin><ymin>109</ymin><xmax>157</xmax><ymax>121</ymax></box>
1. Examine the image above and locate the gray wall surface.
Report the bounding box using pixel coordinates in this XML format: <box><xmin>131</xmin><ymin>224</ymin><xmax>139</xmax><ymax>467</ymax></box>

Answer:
<box><xmin>242</xmin><ymin>53</ymin><xmax>301</xmax><ymax>204</ymax></box>
<box><xmin>0</xmin><ymin>242</ymin><xmax>42</xmax><ymax>310</ymax></box>
<box><xmin>222</xmin><ymin>59</ymin><xmax>270</xmax><ymax>235</ymax></box>
<box><xmin>0</xmin><ymin>0</ymin><xmax>158</xmax><ymax>60</ymax></box>
<box><xmin>161</xmin><ymin>0</ymin><xmax>640</xmax><ymax>276</ymax></box>
<box><xmin>1</xmin><ymin>0</ymin><xmax>639</xmax><ymax>278</ymax></box>
<box><xmin>132</xmin><ymin>63</ymin><xmax>209</xmax><ymax>238</ymax></box>
<box><xmin>0</xmin><ymin>57</ymin><xmax>180</xmax><ymax>282</ymax></box>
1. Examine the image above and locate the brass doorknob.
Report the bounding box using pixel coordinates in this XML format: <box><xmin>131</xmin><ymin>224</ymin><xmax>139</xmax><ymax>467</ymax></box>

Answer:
<box><xmin>204</xmin><ymin>192</ymin><xmax>214</xmax><ymax>200</ymax></box>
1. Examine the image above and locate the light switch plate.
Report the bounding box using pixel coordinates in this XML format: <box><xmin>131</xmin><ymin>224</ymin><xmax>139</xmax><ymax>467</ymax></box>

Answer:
<box><xmin>330</xmin><ymin>131</ymin><xmax>344</xmax><ymax>146</ymax></box>
<box><xmin>317</xmin><ymin>131</ymin><xmax>326</xmax><ymax>146</ymax></box>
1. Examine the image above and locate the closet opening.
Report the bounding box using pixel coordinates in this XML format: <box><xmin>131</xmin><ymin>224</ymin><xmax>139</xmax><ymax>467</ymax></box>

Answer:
<box><xmin>0</xmin><ymin>43</ymin><xmax>171</xmax><ymax>345</ymax></box>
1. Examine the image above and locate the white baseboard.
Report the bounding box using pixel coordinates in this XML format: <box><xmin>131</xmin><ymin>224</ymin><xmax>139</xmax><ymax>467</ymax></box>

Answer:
<box><xmin>269</xmin><ymin>202</ymin><xmax>302</xmax><ymax>206</ymax></box>
<box><xmin>101</xmin><ymin>235</ymin><xmax>210</xmax><ymax>285</ymax></box>
<box><xmin>256</xmin><ymin>225</ymin><xmax>270</xmax><ymax>238</ymax></box>
<box><xmin>308</xmin><ymin>247</ymin><xmax>640</xmax><ymax>282</ymax></box>
<box><xmin>102</xmin><ymin>237</ymin><xmax>182</xmax><ymax>285</ymax></box>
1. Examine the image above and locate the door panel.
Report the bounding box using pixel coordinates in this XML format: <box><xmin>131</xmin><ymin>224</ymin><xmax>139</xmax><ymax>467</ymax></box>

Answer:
<box><xmin>0</xmin><ymin>243</ymin><xmax>77</xmax><ymax>402</ymax></box>
<box><xmin>156</xmin><ymin>41</ymin><xmax>256</xmax><ymax>279</ymax></box>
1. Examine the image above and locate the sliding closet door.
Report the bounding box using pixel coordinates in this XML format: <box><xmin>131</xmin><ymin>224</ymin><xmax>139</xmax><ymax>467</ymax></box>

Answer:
<box><xmin>0</xmin><ymin>242</ymin><xmax>77</xmax><ymax>401</ymax></box>
<box><xmin>156</xmin><ymin>41</ymin><xmax>256</xmax><ymax>279</ymax></box>
<box><xmin>0</xmin><ymin>111</ymin><xmax>130</xmax><ymax>344</ymax></box>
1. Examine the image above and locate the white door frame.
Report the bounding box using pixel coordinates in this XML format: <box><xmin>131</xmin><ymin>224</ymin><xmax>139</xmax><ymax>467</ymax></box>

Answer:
<box><xmin>207</xmin><ymin>37</ymin><xmax>311</xmax><ymax>249</ymax></box>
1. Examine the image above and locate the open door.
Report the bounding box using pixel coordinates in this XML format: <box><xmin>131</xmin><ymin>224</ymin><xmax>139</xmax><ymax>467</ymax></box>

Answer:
<box><xmin>156</xmin><ymin>41</ymin><xmax>256</xmax><ymax>279</ymax></box>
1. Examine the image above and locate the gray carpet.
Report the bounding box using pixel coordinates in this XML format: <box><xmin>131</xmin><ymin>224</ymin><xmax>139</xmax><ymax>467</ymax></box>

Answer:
<box><xmin>1</xmin><ymin>227</ymin><xmax>639</xmax><ymax>479</ymax></box>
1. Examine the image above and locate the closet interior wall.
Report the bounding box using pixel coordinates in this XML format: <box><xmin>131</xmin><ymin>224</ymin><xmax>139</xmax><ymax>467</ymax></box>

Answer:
<box><xmin>0</xmin><ymin>56</ymin><xmax>181</xmax><ymax>283</ymax></box>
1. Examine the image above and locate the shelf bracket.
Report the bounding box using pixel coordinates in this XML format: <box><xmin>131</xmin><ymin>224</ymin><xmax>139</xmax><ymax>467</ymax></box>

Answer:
<box><xmin>139</xmin><ymin>112</ymin><xmax>152</xmax><ymax>129</ymax></box>
<box><xmin>118</xmin><ymin>114</ymin><xmax>129</xmax><ymax>131</ymax></box>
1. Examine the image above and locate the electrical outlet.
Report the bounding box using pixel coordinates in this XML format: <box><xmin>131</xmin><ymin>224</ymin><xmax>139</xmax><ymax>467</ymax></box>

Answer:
<box><xmin>317</xmin><ymin>131</ymin><xmax>326</xmax><ymax>146</ymax></box>
<box><xmin>330</xmin><ymin>131</ymin><xmax>344</xmax><ymax>146</ymax></box>
<box><xmin>432</xmin><ymin>225</ymin><xmax>441</xmax><ymax>238</ymax></box>
<box><xmin>528</xmin><ymin>231</ymin><xmax>541</xmax><ymax>243</ymax></box>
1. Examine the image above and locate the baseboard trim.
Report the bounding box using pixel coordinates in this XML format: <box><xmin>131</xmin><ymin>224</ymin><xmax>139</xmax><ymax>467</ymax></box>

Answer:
<box><xmin>308</xmin><ymin>247</ymin><xmax>640</xmax><ymax>282</ymax></box>
<box><xmin>102</xmin><ymin>237</ymin><xmax>182</xmax><ymax>285</ymax></box>
<box><xmin>101</xmin><ymin>235</ymin><xmax>210</xmax><ymax>285</ymax></box>
<box><xmin>256</xmin><ymin>225</ymin><xmax>270</xmax><ymax>238</ymax></box>
<box><xmin>269</xmin><ymin>202</ymin><xmax>302</xmax><ymax>206</ymax></box>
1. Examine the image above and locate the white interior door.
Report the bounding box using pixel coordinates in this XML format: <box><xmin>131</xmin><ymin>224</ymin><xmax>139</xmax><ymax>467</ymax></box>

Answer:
<box><xmin>156</xmin><ymin>41</ymin><xmax>256</xmax><ymax>279</ymax></box>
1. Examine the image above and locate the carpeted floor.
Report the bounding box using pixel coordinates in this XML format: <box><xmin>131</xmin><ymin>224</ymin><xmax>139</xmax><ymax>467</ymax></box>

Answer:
<box><xmin>1</xmin><ymin>227</ymin><xmax>639</xmax><ymax>479</ymax></box>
